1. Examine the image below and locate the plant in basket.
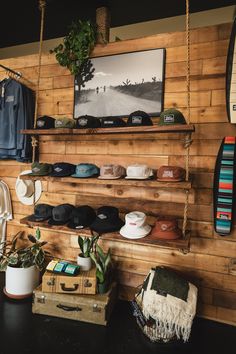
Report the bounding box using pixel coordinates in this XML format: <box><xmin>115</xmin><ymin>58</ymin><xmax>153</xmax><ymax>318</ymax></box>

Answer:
<box><xmin>0</xmin><ymin>228</ymin><xmax>50</xmax><ymax>299</ymax></box>
<box><xmin>77</xmin><ymin>235</ymin><xmax>98</xmax><ymax>271</ymax></box>
<box><xmin>90</xmin><ymin>243</ymin><xmax>112</xmax><ymax>294</ymax></box>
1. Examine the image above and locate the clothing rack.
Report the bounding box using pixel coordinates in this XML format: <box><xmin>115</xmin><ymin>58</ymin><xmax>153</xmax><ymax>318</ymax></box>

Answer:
<box><xmin>0</xmin><ymin>64</ymin><xmax>22</xmax><ymax>78</ymax></box>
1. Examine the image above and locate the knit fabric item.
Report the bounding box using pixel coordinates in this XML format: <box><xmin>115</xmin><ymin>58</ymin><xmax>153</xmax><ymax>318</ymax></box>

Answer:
<box><xmin>135</xmin><ymin>267</ymin><xmax>197</xmax><ymax>343</ymax></box>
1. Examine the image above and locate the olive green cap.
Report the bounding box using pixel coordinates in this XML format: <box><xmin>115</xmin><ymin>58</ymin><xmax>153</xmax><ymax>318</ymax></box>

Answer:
<box><xmin>55</xmin><ymin>117</ymin><xmax>75</xmax><ymax>128</ymax></box>
<box><xmin>30</xmin><ymin>162</ymin><xmax>53</xmax><ymax>176</ymax></box>
<box><xmin>159</xmin><ymin>108</ymin><xmax>186</xmax><ymax>125</ymax></box>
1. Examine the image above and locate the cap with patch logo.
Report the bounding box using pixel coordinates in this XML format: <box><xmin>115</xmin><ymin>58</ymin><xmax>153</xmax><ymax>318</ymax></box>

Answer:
<box><xmin>75</xmin><ymin>115</ymin><xmax>101</xmax><ymax>129</ymax></box>
<box><xmin>159</xmin><ymin>108</ymin><xmax>186</xmax><ymax>125</ymax></box>
<box><xmin>28</xmin><ymin>203</ymin><xmax>54</xmax><ymax>222</ymax></box>
<box><xmin>71</xmin><ymin>163</ymin><xmax>100</xmax><ymax>178</ymax></box>
<box><xmin>98</xmin><ymin>164</ymin><xmax>126</xmax><ymax>180</ymax></box>
<box><xmin>36</xmin><ymin>116</ymin><xmax>55</xmax><ymax>129</ymax></box>
<box><xmin>101</xmin><ymin>117</ymin><xmax>126</xmax><ymax>128</ymax></box>
<box><xmin>48</xmin><ymin>204</ymin><xmax>75</xmax><ymax>225</ymax></box>
<box><xmin>49</xmin><ymin>162</ymin><xmax>76</xmax><ymax>177</ymax></box>
<box><xmin>157</xmin><ymin>165</ymin><xmax>186</xmax><ymax>182</ymax></box>
<box><xmin>90</xmin><ymin>206</ymin><xmax>124</xmax><ymax>234</ymax></box>
<box><xmin>127</xmin><ymin>110</ymin><xmax>153</xmax><ymax>126</ymax></box>
<box><xmin>30</xmin><ymin>162</ymin><xmax>53</xmax><ymax>176</ymax></box>
<box><xmin>67</xmin><ymin>205</ymin><xmax>96</xmax><ymax>229</ymax></box>
<box><xmin>150</xmin><ymin>218</ymin><xmax>182</xmax><ymax>239</ymax></box>
<box><xmin>55</xmin><ymin>117</ymin><xmax>75</xmax><ymax>128</ymax></box>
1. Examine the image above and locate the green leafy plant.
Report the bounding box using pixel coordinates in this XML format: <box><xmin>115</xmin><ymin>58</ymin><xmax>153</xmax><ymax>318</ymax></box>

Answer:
<box><xmin>50</xmin><ymin>19</ymin><xmax>97</xmax><ymax>76</ymax></box>
<box><xmin>90</xmin><ymin>244</ymin><xmax>111</xmax><ymax>284</ymax></box>
<box><xmin>0</xmin><ymin>228</ymin><xmax>49</xmax><ymax>271</ymax></box>
<box><xmin>78</xmin><ymin>235</ymin><xmax>98</xmax><ymax>258</ymax></box>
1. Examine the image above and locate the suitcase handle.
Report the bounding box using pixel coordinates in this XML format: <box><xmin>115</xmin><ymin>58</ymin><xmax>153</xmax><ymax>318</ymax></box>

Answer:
<box><xmin>57</xmin><ymin>304</ymin><xmax>82</xmax><ymax>312</ymax></box>
<box><xmin>60</xmin><ymin>283</ymin><xmax>79</xmax><ymax>292</ymax></box>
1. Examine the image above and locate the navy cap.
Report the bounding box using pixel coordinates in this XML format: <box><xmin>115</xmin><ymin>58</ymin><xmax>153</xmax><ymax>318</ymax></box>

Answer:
<box><xmin>28</xmin><ymin>204</ymin><xmax>54</xmax><ymax>222</ymax></box>
<box><xmin>101</xmin><ymin>117</ymin><xmax>126</xmax><ymax>128</ymax></box>
<box><xmin>36</xmin><ymin>116</ymin><xmax>55</xmax><ymax>129</ymax></box>
<box><xmin>48</xmin><ymin>204</ymin><xmax>75</xmax><ymax>225</ymax></box>
<box><xmin>49</xmin><ymin>162</ymin><xmax>76</xmax><ymax>177</ymax></box>
<box><xmin>76</xmin><ymin>115</ymin><xmax>101</xmax><ymax>129</ymax></box>
<box><xmin>127</xmin><ymin>111</ymin><xmax>153</xmax><ymax>126</ymax></box>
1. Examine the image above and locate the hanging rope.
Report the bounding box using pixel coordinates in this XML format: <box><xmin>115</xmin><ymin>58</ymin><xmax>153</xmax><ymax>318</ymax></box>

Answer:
<box><xmin>32</xmin><ymin>0</ymin><xmax>46</xmax><ymax>163</ymax></box>
<box><xmin>182</xmin><ymin>0</ymin><xmax>191</xmax><ymax>238</ymax></box>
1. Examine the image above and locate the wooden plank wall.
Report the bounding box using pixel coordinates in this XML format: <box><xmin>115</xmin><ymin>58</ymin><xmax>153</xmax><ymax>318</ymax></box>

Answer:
<box><xmin>1</xmin><ymin>22</ymin><xmax>236</xmax><ymax>326</ymax></box>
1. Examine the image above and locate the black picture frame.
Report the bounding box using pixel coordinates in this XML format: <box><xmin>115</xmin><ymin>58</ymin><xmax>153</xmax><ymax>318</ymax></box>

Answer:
<box><xmin>74</xmin><ymin>48</ymin><xmax>166</xmax><ymax>119</ymax></box>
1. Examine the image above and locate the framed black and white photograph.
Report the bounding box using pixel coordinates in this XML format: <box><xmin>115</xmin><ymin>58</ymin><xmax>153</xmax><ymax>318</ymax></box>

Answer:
<box><xmin>74</xmin><ymin>48</ymin><xmax>165</xmax><ymax>119</ymax></box>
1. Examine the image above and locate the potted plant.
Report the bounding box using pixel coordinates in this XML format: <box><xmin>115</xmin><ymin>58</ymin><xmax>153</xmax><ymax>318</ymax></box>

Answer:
<box><xmin>50</xmin><ymin>19</ymin><xmax>97</xmax><ymax>76</ymax></box>
<box><xmin>0</xmin><ymin>228</ymin><xmax>49</xmax><ymax>299</ymax></box>
<box><xmin>77</xmin><ymin>235</ymin><xmax>98</xmax><ymax>271</ymax></box>
<box><xmin>90</xmin><ymin>244</ymin><xmax>112</xmax><ymax>294</ymax></box>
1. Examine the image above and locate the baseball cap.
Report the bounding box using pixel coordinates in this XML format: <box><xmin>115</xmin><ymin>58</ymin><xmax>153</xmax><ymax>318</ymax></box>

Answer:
<box><xmin>36</xmin><ymin>115</ymin><xmax>55</xmax><ymax>129</ymax></box>
<box><xmin>28</xmin><ymin>204</ymin><xmax>54</xmax><ymax>222</ymax></box>
<box><xmin>125</xmin><ymin>164</ymin><xmax>153</xmax><ymax>180</ymax></box>
<box><xmin>159</xmin><ymin>108</ymin><xmax>186</xmax><ymax>125</ymax></box>
<box><xmin>157</xmin><ymin>166</ymin><xmax>186</xmax><ymax>182</ymax></box>
<box><xmin>55</xmin><ymin>117</ymin><xmax>76</xmax><ymax>128</ymax></box>
<box><xmin>98</xmin><ymin>164</ymin><xmax>126</xmax><ymax>180</ymax></box>
<box><xmin>30</xmin><ymin>162</ymin><xmax>53</xmax><ymax>176</ymax></box>
<box><xmin>150</xmin><ymin>218</ymin><xmax>182</xmax><ymax>239</ymax></box>
<box><xmin>67</xmin><ymin>205</ymin><xmax>96</xmax><ymax>229</ymax></box>
<box><xmin>75</xmin><ymin>115</ymin><xmax>101</xmax><ymax>129</ymax></box>
<box><xmin>127</xmin><ymin>110</ymin><xmax>153</xmax><ymax>126</ymax></box>
<box><xmin>101</xmin><ymin>117</ymin><xmax>126</xmax><ymax>128</ymax></box>
<box><xmin>90</xmin><ymin>206</ymin><xmax>124</xmax><ymax>234</ymax></box>
<box><xmin>71</xmin><ymin>163</ymin><xmax>100</xmax><ymax>178</ymax></box>
<box><xmin>48</xmin><ymin>204</ymin><xmax>75</xmax><ymax>225</ymax></box>
<box><xmin>120</xmin><ymin>211</ymin><xmax>151</xmax><ymax>239</ymax></box>
<box><xmin>49</xmin><ymin>162</ymin><xmax>76</xmax><ymax>177</ymax></box>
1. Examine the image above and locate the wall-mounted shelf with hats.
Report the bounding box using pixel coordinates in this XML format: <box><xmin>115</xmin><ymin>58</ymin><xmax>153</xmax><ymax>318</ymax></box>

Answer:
<box><xmin>19</xmin><ymin>174</ymin><xmax>192</xmax><ymax>190</ymax></box>
<box><xmin>19</xmin><ymin>216</ymin><xmax>190</xmax><ymax>254</ymax></box>
<box><xmin>20</xmin><ymin>124</ymin><xmax>195</xmax><ymax>136</ymax></box>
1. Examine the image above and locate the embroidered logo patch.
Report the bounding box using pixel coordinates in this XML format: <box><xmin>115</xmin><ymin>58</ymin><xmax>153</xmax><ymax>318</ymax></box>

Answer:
<box><xmin>78</xmin><ymin>118</ymin><xmax>88</xmax><ymax>126</ymax></box>
<box><xmin>164</xmin><ymin>114</ymin><xmax>175</xmax><ymax>123</ymax></box>
<box><xmin>54</xmin><ymin>167</ymin><xmax>63</xmax><ymax>172</ymax></box>
<box><xmin>37</xmin><ymin>120</ymin><xmax>45</xmax><ymax>127</ymax></box>
<box><xmin>132</xmin><ymin>116</ymin><xmax>142</xmax><ymax>124</ymax></box>
<box><xmin>98</xmin><ymin>214</ymin><xmax>107</xmax><ymax>220</ymax></box>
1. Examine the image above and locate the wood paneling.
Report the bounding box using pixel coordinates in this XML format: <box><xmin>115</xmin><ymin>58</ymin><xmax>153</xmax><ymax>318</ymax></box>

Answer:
<box><xmin>0</xmin><ymin>22</ymin><xmax>235</xmax><ymax>326</ymax></box>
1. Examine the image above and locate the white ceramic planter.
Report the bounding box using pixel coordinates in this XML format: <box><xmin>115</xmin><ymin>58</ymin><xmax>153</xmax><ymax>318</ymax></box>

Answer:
<box><xmin>77</xmin><ymin>254</ymin><xmax>92</xmax><ymax>271</ymax></box>
<box><xmin>5</xmin><ymin>265</ymin><xmax>40</xmax><ymax>298</ymax></box>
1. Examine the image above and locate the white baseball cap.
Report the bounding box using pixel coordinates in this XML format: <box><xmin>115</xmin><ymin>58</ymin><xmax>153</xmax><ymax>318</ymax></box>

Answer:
<box><xmin>120</xmin><ymin>211</ymin><xmax>151</xmax><ymax>239</ymax></box>
<box><xmin>125</xmin><ymin>164</ymin><xmax>153</xmax><ymax>180</ymax></box>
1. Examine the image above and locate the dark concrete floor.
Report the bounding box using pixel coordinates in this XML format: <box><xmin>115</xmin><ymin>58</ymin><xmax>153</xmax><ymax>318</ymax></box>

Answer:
<box><xmin>0</xmin><ymin>273</ymin><xmax>236</xmax><ymax>354</ymax></box>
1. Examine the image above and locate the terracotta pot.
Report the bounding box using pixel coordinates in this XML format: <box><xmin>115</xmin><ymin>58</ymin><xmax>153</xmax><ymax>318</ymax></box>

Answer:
<box><xmin>77</xmin><ymin>254</ymin><xmax>92</xmax><ymax>271</ymax></box>
<box><xmin>5</xmin><ymin>265</ymin><xmax>40</xmax><ymax>299</ymax></box>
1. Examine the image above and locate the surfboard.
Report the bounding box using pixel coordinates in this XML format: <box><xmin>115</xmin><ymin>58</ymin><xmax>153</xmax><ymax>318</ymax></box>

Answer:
<box><xmin>226</xmin><ymin>17</ymin><xmax>236</xmax><ymax>123</ymax></box>
<box><xmin>213</xmin><ymin>136</ymin><xmax>236</xmax><ymax>236</ymax></box>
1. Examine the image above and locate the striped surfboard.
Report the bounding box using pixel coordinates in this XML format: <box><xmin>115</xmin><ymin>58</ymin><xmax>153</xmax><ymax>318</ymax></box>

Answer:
<box><xmin>226</xmin><ymin>17</ymin><xmax>236</xmax><ymax>123</ymax></box>
<box><xmin>213</xmin><ymin>137</ymin><xmax>236</xmax><ymax>236</ymax></box>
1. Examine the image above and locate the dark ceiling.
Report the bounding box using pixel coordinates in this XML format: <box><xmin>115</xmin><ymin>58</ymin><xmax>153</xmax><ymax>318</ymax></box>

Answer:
<box><xmin>0</xmin><ymin>0</ymin><xmax>235</xmax><ymax>48</ymax></box>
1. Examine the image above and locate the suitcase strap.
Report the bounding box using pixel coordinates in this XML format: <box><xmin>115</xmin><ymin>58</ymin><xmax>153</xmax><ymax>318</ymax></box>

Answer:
<box><xmin>57</xmin><ymin>304</ymin><xmax>82</xmax><ymax>312</ymax></box>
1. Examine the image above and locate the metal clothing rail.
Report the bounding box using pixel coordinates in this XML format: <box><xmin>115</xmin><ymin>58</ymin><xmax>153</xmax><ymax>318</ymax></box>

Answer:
<box><xmin>0</xmin><ymin>63</ymin><xmax>22</xmax><ymax>78</ymax></box>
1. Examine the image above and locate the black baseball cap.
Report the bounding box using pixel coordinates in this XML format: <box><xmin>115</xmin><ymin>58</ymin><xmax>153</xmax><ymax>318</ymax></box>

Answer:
<box><xmin>67</xmin><ymin>205</ymin><xmax>96</xmax><ymax>229</ymax></box>
<box><xmin>101</xmin><ymin>117</ymin><xmax>126</xmax><ymax>128</ymax></box>
<box><xmin>127</xmin><ymin>111</ymin><xmax>153</xmax><ymax>126</ymax></box>
<box><xmin>48</xmin><ymin>204</ymin><xmax>75</xmax><ymax>225</ymax></box>
<box><xmin>49</xmin><ymin>162</ymin><xmax>76</xmax><ymax>177</ymax></box>
<box><xmin>90</xmin><ymin>206</ymin><xmax>124</xmax><ymax>234</ymax></box>
<box><xmin>28</xmin><ymin>204</ymin><xmax>54</xmax><ymax>222</ymax></box>
<box><xmin>36</xmin><ymin>116</ymin><xmax>55</xmax><ymax>129</ymax></box>
<box><xmin>75</xmin><ymin>115</ymin><xmax>101</xmax><ymax>129</ymax></box>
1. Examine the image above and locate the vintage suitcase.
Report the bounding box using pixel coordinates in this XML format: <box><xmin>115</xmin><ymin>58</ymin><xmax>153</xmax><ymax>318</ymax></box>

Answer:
<box><xmin>42</xmin><ymin>267</ymin><xmax>97</xmax><ymax>295</ymax></box>
<box><xmin>32</xmin><ymin>282</ymin><xmax>117</xmax><ymax>326</ymax></box>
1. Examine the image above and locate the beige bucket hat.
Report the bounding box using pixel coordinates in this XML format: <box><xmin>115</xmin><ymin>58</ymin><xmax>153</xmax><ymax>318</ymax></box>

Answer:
<box><xmin>15</xmin><ymin>170</ymin><xmax>42</xmax><ymax>205</ymax></box>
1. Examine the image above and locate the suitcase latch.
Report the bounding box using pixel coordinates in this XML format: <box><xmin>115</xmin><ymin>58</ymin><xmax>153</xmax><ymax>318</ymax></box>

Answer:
<box><xmin>47</xmin><ymin>278</ymin><xmax>55</xmax><ymax>286</ymax></box>
<box><xmin>93</xmin><ymin>304</ymin><xmax>101</xmax><ymax>313</ymax></box>
<box><xmin>84</xmin><ymin>279</ymin><xmax>92</xmax><ymax>288</ymax></box>
<box><xmin>37</xmin><ymin>295</ymin><xmax>46</xmax><ymax>304</ymax></box>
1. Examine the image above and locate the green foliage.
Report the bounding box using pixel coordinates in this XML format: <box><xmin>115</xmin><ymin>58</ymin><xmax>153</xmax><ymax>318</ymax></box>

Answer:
<box><xmin>90</xmin><ymin>244</ymin><xmax>111</xmax><ymax>284</ymax></box>
<box><xmin>0</xmin><ymin>228</ymin><xmax>50</xmax><ymax>271</ymax></box>
<box><xmin>50</xmin><ymin>19</ymin><xmax>97</xmax><ymax>76</ymax></box>
<box><xmin>78</xmin><ymin>235</ymin><xmax>98</xmax><ymax>258</ymax></box>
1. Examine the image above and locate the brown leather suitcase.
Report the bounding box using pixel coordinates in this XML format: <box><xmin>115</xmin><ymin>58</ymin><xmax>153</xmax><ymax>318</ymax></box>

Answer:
<box><xmin>42</xmin><ymin>267</ymin><xmax>97</xmax><ymax>295</ymax></box>
<box><xmin>32</xmin><ymin>282</ymin><xmax>117</xmax><ymax>326</ymax></box>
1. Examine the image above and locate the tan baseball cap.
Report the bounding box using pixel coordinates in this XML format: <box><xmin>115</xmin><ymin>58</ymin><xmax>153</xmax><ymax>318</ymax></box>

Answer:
<box><xmin>98</xmin><ymin>164</ymin><xmax>126</xmax><ymax>179</ymax></box>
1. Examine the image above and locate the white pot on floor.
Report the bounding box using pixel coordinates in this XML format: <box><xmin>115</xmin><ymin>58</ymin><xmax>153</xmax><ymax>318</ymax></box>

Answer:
<box><xmin>5</xmin><ymin>265</ymin><xmax>40</xmax><ymax>299</ymax></box>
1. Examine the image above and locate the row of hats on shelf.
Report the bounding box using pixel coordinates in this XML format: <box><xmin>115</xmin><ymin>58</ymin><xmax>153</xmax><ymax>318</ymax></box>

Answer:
<box><xmin>36</xmin><ymin>109</ymin><xmax>187</xmax><ymax>130</ymax></box>
<box><xmin>29</xmin><ymin>162</ymin><xmax>186</xmax><ymax>181</ymax></box>
<box><xmin>27</xmin><ymin>204</ymin><xmax>182</xmax><ymax>240</ymax></box>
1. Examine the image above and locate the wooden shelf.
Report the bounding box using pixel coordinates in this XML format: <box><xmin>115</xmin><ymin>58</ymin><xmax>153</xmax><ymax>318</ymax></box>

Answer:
<box><xmin>20</xmin><ymin>124</ymin><xmax>195</xmax><ymax>136</ymax></box>
<box><xmin>20</xmin><ymin>174</ymin><xmax>192</xmax><ymax>189</ymax></box>
<box><xmin>20</xmin><ymin>216</ymin><xmax>190</xmax><ymax>254</ymax></box>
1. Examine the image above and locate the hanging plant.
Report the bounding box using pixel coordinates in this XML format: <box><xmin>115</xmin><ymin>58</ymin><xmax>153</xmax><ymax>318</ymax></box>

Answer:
<box><xmin>50</xmin><ymin>19</ymin><xmax>97</xmax><ymax>76</ymax></box>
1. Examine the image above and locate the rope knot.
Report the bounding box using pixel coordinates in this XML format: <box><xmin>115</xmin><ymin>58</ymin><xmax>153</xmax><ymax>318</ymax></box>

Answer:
<box><xmin>183</xmin><ymin>135</ymin><xmax>192</xmax><ymax>149</ymax></box>
<box><xmin>39</xmin><ymin>0</ymin><xmax>46</xmax><ymax>10</ymax></box>
<box><xmin>31</xmin><ymin>136</ymin><xmax>38</xmax><ymax>148</ymax></box>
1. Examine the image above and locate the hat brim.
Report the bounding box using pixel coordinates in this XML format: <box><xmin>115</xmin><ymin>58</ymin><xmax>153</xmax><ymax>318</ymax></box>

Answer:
<box><xmin>67</xmin><ymin>221</ymin><xmax>87</xmax><ymax>229</ymax></box>
<box><xmin>15</xmin><ymin>171</ymin><xmax>42</xmax><ymax>206</ymax></box>
<box><xmin>71</xmin><ymin>174</ymin><xmax>99</xmax><ymax>178</ymax></box>
<box><xmin>29</xmin><ymin>172</ymin><xmax>50</xmax><ymax>176</ymax></box>
<box><xmin>158</xmin><ymin>122</ymin><xmax>186</xmax><ymax>126</ymax></box>
<box><xmin>125</xmin><ymin>176</ymin><xmax>152</xmax><ymax>180</ymax></box>
<box><xmin>98</xmin><ymin>176</ymin><xmax>123</xmax><ymax>180</ymax></box>
<box><xmin>120</xmin><ymin>224</ymin><xmax>151</xmax><ymax>239</ymax></box>
<box><xmin>90</xmin><ymin>218</ymin><xmax>124</xmax><ymax>234</ymax></box>
<box><xmin>49</xmin><ymin>172</ymin><xmax>74</xmax><ymax>177</ymax></box>
<box><xmin>150</xmin><ymin>228</ymin><xmax>182</xmax><ymax>239</ymax></box>
<box><xmin>27</xmin><ymin>214</ymin><xmax>50</xmax><ymax>222</ymax></box>
<box><xmin>156</xmin><ymin>178</ymin><xmax>184</xmax><ymax>182</ymax></box>
<box><xmin>48</xmin><ymin>219</ymin><xmax>69</xmax><ymax>226</ymax></box>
